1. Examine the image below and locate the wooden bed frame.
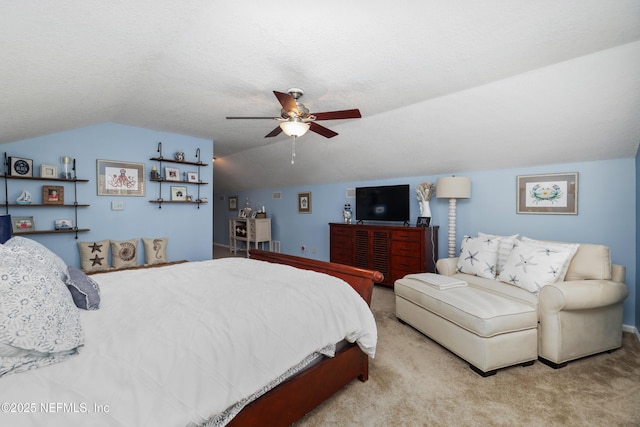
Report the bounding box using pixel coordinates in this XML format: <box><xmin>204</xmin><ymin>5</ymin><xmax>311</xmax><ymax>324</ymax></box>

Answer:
<box><xmin>227</xmin><ymin>249</ymin><xmax>383</xmax><ymax>426</ymax></box>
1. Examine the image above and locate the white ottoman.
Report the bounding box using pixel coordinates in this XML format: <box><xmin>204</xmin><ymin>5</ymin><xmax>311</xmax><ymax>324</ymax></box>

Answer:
<box><xmin>395</xmin><ymin>275</ymin><xmax>538</xmax><ymax>376</ymax></box>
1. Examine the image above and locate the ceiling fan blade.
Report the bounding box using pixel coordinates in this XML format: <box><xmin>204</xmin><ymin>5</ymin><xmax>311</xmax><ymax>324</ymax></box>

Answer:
<box><xmin>265</xmin><ymin>126</ymin><xmax>283</xmax><ymax>138</ymax></box>
<box><xmin>226</xmin><ymin>116</ymin><xmax>279</xmax><ymax>120</ymax></box>
<box><xmin>311</xmin><ymin>109</ymin><xmax>361</xmax><ymax>121</ymax></box>
<box><xmin>273</xmin><ymin>91</ymin><xmax>300</xmax><ymax>116</ymax></box>
<box><xmin>309</xmin><ymin>122</ymin><xmax>338</xmax><ymax>138</ymax></box>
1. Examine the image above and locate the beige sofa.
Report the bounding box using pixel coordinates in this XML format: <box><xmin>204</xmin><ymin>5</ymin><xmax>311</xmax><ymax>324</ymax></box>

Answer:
<box><xmin>395</xmin><ymin>239</ymin><xmax>628</xmax><ymax>376</ymax></box>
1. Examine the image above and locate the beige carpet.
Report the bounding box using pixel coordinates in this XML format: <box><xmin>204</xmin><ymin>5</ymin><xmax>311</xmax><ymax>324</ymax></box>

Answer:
<box><xmin>296</xmin><ymin>286</ymin><xmax>640</xmax><ymax>427</ymax></box>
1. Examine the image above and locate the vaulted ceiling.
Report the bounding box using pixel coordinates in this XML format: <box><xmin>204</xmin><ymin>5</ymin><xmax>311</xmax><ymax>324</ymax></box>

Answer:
<box><xmin>2</xmin><ymin>1</ymin><xmax>639</xmax><ymax>192</ymax></box>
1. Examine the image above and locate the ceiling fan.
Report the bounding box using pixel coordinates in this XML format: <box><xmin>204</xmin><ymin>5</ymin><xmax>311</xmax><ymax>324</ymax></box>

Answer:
<box><xmin>226</xmin><ymin>88</ymin><xmax>361</xmax><ymax>139</ymax></box>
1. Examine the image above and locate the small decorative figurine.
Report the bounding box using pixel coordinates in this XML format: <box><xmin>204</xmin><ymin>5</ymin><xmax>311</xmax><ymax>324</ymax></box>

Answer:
<box><xmin>174</xmin><ymin>151</ymin><xmax>185</xmax><ymax>161</ymax></box>
<box><xmin>16</xmin><ymin>190</ymin><xmax>32</xmax><ymax>204</ymax></box>
<box><xmin>342</xmin><ymin>203</ymin><xmax>353</xmax><ymax>224</ymax></box>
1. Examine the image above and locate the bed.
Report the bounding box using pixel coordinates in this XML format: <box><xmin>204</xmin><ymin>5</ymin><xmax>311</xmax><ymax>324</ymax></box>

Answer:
<box><xmin>0</xmin><ymin>238</ymin><xmax>382</xmax><ymax>427</ymax></box>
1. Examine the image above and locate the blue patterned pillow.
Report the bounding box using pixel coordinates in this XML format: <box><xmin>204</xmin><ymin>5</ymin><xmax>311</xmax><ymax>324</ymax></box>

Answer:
<box><xmin>66</xmin><ymin>266</ymin><xmax>101</xmax><ymax>310</ymax></box>
<box><xmin>0</xmin><ymin>246</ymin><xmax>84</xmax><ymax>376</ymax></box>
<box><xmin>4</xmin><ymin>236</ymin><xmax>69</xmax><ymax>282</ymax></box>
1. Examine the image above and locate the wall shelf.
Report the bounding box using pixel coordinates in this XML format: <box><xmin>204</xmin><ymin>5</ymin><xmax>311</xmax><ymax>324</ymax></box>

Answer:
<box><xmin>3</xmin><ymin>153</ymin><xmax>90</xmax><ymax>238</ymax></box>
<box><xmin>149</xmin><ymin>142</ymin><xmax>209</xmax><ymax>209</ymax></box>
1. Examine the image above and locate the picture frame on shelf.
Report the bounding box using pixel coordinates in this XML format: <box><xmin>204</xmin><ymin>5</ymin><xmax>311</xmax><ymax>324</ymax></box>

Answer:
<box><xmin>54</xmin><ymin>219</ymin><xmax>73</xmax><ymax>230</ymax></box>
<box><xmin>165</xmin><ymin>167</ymin><xmax>180</xmax><ymax>181</ymax></box>
<box><xmin>228</xmin><ymin>196</ymin><xmax>238</xmax><ymax>211</ymax></box>
<box><xmin>8</xmin><ymin>157</ymin><xmax>33</xmax><ymax>177</ymax></box>
<box><xmin>40</xmin><ymin>164</ymin><xmax>58</xmax><ymax>179</ymax></box>
<box><xmin>97</xmin><ymin>159</ymin><xmax>145</xmax><ymax>196</ymax></box>
<box><xmin>170</xmin><ymin>186</ymin><xmax>187</xmax><ymax>201</ymax></box>
<box><xmin>42</xmin><ymin>185</ymin><xmax>64</xmax><ymax>205</ymax></box>
<box><xmin>12</xmin><ymin>216</ymin><xmax>35</xmax><ymax>233</ymax></box>
<box><xmin>517</xmin><ymin>172</ymin><xmax>578</xmax><ymax>215</ymax></box>
<box><xmin>187</xmin><ymin>172</ymin><xmax>199</xmax><ymax>183</ymax></box>
<box><xmin>298</xmin><ymin>192</ymin><xmax>311</xmax><ymax>214</ymax></box>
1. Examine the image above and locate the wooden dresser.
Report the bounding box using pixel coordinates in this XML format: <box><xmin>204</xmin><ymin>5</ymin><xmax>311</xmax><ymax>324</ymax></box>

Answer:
<box><xmin>329</xmin><ymin>223</ymin><xmax>438</xmax><ymax>287</ymax></box>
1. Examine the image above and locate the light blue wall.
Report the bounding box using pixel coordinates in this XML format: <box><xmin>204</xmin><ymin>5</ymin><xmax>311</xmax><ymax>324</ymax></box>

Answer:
<box><xmin>214</xmin><ymin>158</ymin><xmax>637</xmax><ymax>327</ymax></box>
<box><xmin>4</xmin><ymin>123</ymin><xmax>214</xmax><ymax>267</ymax></box>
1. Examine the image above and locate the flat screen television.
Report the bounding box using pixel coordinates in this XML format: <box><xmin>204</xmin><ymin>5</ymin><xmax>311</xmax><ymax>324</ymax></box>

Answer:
<box><xmin>355</xmin><ymin>184</ymin><xmax>410</xmax><ymax>223</ymax></box>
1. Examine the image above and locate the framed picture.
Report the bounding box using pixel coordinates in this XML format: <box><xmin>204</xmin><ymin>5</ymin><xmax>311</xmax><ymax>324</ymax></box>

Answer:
<box><xmin>165</xmin><ymin>167</ymin><xmax>180</xmax><ymax>181</ymax></box>
<box><xmin>8</xmin><ymin>157</ymin><xmax>33</xmax><ymax>177</ymax></box>
<box><xmin>228</xmin><ymin>196</ymin><xmax>238</xmax><ymax>211</ymax></box>
<box><xmin>97</xmin><ymin>160</ymin><xmax>145</xmax><ymax>196</ymax></box>
<box><xmin>12</xmin><ymin>216</ymin><xmax>35</xmax><ymax>233</ymax></box>
<box><xmin>517</xmin><ymin>173</ymin><xmax>578</xmax><ymax>215</ymax></box>
<box><xmin>187</xmin><ymin>172</ymin><xmax>199</xmax><ymax>183</ymax></box>
<box><xmin>170</xmin><ymin>186</ymin><xmax>187</xmax><ymax>201</ymax></box>
<box><xmin>54</xmin><ymin>219</ymin><xmax>73</xmax><ymax>230</ymax></box>
<box><xmin>40</xmin><ymin>164</ymin><xmax>58</xmax><ymax>179</ymax></box>
<box><xmin>42</xmin><ymin>185</ymin><xmax>64</xmax><ymax>205</ymax></box>
<box><xmin>298</xmin><ymin>192</ymin><xmax>311</xmax><ymax>214</ymax></box>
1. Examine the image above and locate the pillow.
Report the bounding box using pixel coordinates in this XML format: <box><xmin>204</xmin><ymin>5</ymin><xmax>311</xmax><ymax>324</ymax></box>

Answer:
<box><xmin>111</xmin><ymin>238</ymin><xmax>139</xmax><ymax>269</ymax></box>
<box><xmin>78</xmin><ymin>240</ymin><xmax>111</xmax><ymax>273</ymax></box>
<box><xmin>498</xmin><ymin>239</ymin><xmax>576</xmax><ymax>293</ymax></box>
<box><xmin>4</xmin><ymin>236</ymin><xmax>69</xmax><ymax>282</ymax></box>
<box><xmin>0</xmin><ymin>247</ymin><xmax>84</xmax><ymax>376</ymax></box>
<box><xmin>66</xmin><ymin>266</ymin><xmax>101</xmax><ymax>310</ymax></box>
<box><xmin>456</xmin><ymin>235</ymin><xmax>499</xmax><ymax>279</ymax></box>
<box><xmin>519</xmin><ymin>237</ymin><xmax>579</xmax><ymax>282</ymax></box>
<box><xmin>478</xmin><ymin>232</ymin><xmax>519</xmax><ymax>275</ymax></box>
<box><xmin>142</xmin><ymin>237</ymin><xmax>168</xmax><ymax>265</ymax></box>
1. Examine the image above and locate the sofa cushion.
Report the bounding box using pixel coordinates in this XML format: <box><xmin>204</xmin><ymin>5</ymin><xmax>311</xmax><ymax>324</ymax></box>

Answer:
<box><xmin>456</xmin><ymin>236</ymin><xmax>499</xmax><ymax>279</ymax></box>
<box><xmin>395</xmin><ymin>277</ymin><xmax>538</xmax><ymax>338</ymax></box>
<box><xmin>498</xmin><ymin>240</ymin><xmax>576</xmax><ymax>293</ymax></box>
<box><xmin>478</xmin><ymin>232</ymin><xmax>518</xmax><ymax>275</ymax></box>
<box><xmin>564</xmin><ymin>243</ymin><xmax>612</xmax><ymax>281</ymax></box>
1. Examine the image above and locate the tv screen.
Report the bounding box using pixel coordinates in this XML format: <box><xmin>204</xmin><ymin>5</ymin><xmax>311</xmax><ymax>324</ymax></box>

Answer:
<box><xmin>355</xmin><ymin>184</ymin><xmax>410</xmax><ymax>222</ymax></box>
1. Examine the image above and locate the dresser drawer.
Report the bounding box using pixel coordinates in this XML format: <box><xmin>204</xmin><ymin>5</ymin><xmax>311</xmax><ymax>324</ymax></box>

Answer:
<box><xmin>391</xmin><ymin>240</ymin><xmax>421</xmax><ymax>258</ymax></box>
<box><xmin>392</xmin><ymin>229</ymin><xmax>421</xmax><ymax>241</ymax></box>
<box><xmin>331</xmin><ymin>226</ymin><xmax>353</xmax><ymax>237</ymax></box>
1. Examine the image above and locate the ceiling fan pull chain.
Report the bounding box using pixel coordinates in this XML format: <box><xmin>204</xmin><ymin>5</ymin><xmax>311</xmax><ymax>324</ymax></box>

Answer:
<box><xmin>291</xmin><ymin>136</ymin><xmax>296</xmax><ymax>164</ymax></box>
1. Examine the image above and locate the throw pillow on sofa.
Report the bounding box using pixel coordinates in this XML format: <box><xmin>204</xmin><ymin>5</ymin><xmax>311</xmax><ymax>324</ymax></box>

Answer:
<box><xmin>498</xmin><ymin>239</ymin><xmax>576</xmax><ymax>293</ymax></box>
<box><xmin>456</xmin><ymin>235</ymin><xmax>499</xmax><ymax>279</ymax></box>
<box><xmin>519</xmin><ymin>237</ymin><xmax>579</xmax><ymax>282</ymax></box>
<box><xmin>477</xmin><ymin>232</ymin><xmax>519</xmax><ymax>275</ymax></box>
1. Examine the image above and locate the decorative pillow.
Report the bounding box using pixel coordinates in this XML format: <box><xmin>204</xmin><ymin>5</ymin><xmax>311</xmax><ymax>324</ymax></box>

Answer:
<box><xmin>498</xmin><ymin>239</ymin><xmax>576</xmax><ymax>293</ymax></box>
<box><xmin>4</xmin><ymin>236</ymin><xmax>69</xmax><ymax>282</ymax></box>
<box><xmin>111</xmin><ymin>238</ymin><xmax>139</xmax><ymax>269</ymax></box>
<box><xmin>519</xmin><ymin>237</ymin><xmax>579</xmax><ymax>282</ymax></box>
<box><xmin>78</xmin><ymin>240</ymin><xmax>111</xmax><ymax>273</ymax></box>
<box><xmin>456</xmin><ymin>235</ymin><xmax>500</xmax><ymax>279</ymax></box>
<box><xmin>478</xmin><ymin>232</ymin><xmax>519</xmax><ymax>275</ymax></box>
<box><xmin>142</xmin><ymin>237</ymin><xmax>168</xmax><ymax>265</ymax></box>
<box><xmin>0</xmin><ymin>247</ymin><xmax>84</xmax><ymax>376</ymax></box>
<box><xmin>66</xmin><ymin>266</ymin><xmax>101</xmax><ymax>310</ymax></box>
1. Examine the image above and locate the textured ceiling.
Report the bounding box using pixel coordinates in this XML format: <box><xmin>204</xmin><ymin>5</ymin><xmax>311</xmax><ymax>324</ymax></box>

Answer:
<box><xmin>1</xmin><ymin>1</ymin><xmax>639</xmax><ymax>192</ymax></box>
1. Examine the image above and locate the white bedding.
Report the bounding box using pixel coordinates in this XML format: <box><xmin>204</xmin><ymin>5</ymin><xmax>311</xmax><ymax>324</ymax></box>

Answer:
<box><xmin>0</xmin><ymin>258</ymin><xmax>377</xmax><ymax>427</ymax></box>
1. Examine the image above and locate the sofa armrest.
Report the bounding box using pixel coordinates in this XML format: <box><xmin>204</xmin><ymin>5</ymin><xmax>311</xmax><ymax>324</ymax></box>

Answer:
<box><xmin>539</xmin><ymin>280</ymin><xmax>628</xmax><ymax>313</ymax></box>
<box><xmin>436</xmin><ymin>257</ymin><xmax>458</xmax><ymax>276</ymax></box>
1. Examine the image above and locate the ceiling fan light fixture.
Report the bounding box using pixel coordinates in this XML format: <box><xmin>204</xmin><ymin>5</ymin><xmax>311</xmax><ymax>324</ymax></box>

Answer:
<box><xmin>280</xmin><ymin>119</ymin><xmax>310</xmax><ymax>137</ymax></box>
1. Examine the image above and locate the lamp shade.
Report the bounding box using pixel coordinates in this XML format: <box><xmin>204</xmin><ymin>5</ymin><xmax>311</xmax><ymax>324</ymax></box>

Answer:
<box><xmin>280</xmin><ymin>119</ymin><xmax>310</xmax><ymax>137</ymax></box>
<box><xmin>436</xmin><ymin>176</ymin><xmax>471</xmax><ymax>199</ymax></box>
<box><xmin>0</xmin><ymin>214</ymin><xmax>12</xmax><ymax>244</ymax></box>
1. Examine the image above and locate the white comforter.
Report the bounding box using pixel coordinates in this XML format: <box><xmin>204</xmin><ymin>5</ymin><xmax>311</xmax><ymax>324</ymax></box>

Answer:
<box><xmin>0</xmin><ymin>258</ymin><xmax>377</xmax><ymax>427</ymax></box>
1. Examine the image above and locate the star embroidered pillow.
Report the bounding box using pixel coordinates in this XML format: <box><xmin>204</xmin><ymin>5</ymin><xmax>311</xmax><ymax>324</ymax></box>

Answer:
<box><xmin>477</xmin><ymin>232</ymin><xmax>519</xmax><ymax>275</ymax></box>
<box><xmin>456</xmin><ymin>235</ymin><xmax>499</xmax><ymax>279</ymax></box>
<box><xmin>498</xmin><ymin>239</ymin><xmax>575</xmax><ymax>293</ymax></box>
<box><xmin>78</xmin><ymin>240</ymin><xmax>111</xmax><ymax>273</ymax></box>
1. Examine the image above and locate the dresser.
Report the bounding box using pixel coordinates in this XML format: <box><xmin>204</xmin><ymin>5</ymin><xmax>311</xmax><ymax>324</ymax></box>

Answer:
<box><xmin>329</xmin><ymin>223</ymin><xmax>438</xmax><ymax>287</ymax></box>
<box><xmin>229</xmin><ymin>218</ymin><xmax>272</xmax><ymax>257</ymax></box>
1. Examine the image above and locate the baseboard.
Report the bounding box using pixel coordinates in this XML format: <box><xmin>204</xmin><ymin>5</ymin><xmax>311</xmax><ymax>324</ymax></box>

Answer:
<box><xmin>622</xmin><ymin>324</ymin><xmax>639</xmax><ymax>342</ymax></box>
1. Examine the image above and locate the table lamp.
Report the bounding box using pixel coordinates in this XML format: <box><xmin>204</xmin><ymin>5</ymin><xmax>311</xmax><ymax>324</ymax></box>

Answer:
<box><xmin>436</xmin><ymin>176</ymin><xmax>471</xmax><ymax>258</ymax></box>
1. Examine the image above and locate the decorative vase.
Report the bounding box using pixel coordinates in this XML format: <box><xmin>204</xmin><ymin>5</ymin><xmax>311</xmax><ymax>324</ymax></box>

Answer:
<box><xmin>419</xmin><ymin>200</ymin><xmax>431</xmax><ymax>218</ymax></box>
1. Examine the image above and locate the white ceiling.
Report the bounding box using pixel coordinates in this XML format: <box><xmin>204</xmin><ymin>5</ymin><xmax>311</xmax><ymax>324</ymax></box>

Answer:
<box><xmin>1</xmin><ymin>1</ymin><xmax>639</xmax><ymax>192</ymax></box>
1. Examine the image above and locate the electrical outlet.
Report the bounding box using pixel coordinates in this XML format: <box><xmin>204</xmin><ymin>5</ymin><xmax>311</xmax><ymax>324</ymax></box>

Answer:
<box><xmin>311</xmin><ymin>246</ymin><xmax>317</xmax><ymax>254</ymax></box>
<box><xmin>111</xmin><ymin>201</ymin><xmax>124</xmax><ymax>211</ymax></box>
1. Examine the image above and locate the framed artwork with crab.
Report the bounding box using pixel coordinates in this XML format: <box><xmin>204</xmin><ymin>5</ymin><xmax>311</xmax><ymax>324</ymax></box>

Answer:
<box><xmin>517</xmin><ymin>173</ymin><xmax>578</xmax><ymax>215</ymax></box>
<box><xmin>97</xmin><ymin>160</ymin><xmax>145</xmax><ymax>196</ymax></box>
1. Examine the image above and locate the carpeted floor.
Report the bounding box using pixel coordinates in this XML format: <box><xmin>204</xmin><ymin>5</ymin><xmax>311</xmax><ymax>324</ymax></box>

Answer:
<box><xmin>296</xmin><ymin>285</ymin><xmax>640</xmax><ymax>427</ymax></box>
